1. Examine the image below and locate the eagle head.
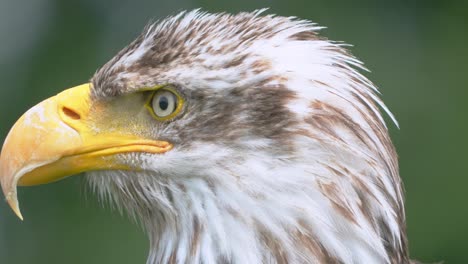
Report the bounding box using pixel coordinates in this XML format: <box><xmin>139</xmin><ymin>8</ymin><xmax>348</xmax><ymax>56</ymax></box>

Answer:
<box><xmin>0</xmin><ymin>10</ymin><xmax>410</xmax><ymax>263</ymax></box>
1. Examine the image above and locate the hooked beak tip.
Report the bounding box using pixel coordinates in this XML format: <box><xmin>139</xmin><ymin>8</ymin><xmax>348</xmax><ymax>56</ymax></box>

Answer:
<box><xmin>6</xmin><ymin>191</ymin><xmax>23</xmax><ymax>221</ymax></box>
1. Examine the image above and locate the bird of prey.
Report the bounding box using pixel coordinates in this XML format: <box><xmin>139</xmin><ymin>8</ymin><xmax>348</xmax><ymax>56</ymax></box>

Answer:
<box><xmin>0</xmin><ymin>10</ymin><xmax>411</xmax><ymax>264</ymax></box>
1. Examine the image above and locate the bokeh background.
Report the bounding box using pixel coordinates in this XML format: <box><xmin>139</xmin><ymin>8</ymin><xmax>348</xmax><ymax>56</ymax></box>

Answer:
<box><xmin>0</xmin><ymin>0</ymin><xmax>466</xmax><ymax>263</ymax></box>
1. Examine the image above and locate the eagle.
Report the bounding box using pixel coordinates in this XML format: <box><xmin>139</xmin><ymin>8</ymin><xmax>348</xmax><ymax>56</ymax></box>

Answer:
<box><xmin>0</xmin><ymin>10</ymin><xmax>411</xmax><ymax>264</ymax></box>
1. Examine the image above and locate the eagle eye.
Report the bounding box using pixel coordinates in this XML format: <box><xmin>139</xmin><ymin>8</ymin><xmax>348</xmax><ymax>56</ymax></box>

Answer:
<box><xmin>146</xmin><ymin>86</ymin><xmax>183</xmax><ymax>121</ymax></box>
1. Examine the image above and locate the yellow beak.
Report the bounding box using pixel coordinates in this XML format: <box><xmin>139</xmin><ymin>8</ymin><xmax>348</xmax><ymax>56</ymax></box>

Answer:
<box><xmin>0</xmin><ymin>83</ymin><xmax>172</xmax><ymax>220</ymax></box>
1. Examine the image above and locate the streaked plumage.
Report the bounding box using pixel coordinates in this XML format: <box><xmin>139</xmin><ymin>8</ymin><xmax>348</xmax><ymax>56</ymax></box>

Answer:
<box><xmin>88</xmin><ymin>10</ymin><xmax>409</xmax><ymax>263</ymax></box>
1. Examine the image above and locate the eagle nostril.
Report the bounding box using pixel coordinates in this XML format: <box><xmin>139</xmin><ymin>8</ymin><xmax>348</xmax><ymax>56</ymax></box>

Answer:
<box><xmin>62</xmin><ymin>107</ymin><xmax>81</xmax><ymax>120</ymax></box>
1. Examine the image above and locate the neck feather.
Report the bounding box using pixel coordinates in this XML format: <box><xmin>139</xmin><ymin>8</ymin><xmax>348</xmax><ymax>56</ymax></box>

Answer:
<box><xmin>89</xmin><ymin>136</ymin><xmax>408</xmax><ymax>264</ymax></box>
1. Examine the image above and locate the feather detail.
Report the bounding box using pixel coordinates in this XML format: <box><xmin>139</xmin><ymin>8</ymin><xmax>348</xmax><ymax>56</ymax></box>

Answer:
<box><xmin>88</xmin><ymin>10</ymin><xmax>409</xmax><ymax>264</ymax></box>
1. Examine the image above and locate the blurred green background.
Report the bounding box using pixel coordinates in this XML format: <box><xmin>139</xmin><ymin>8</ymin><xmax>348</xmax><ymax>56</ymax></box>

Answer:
<box><xmin>0</xmin><ymin>0</ymin><xmax>466</xmax><ymax>263</ymax></box>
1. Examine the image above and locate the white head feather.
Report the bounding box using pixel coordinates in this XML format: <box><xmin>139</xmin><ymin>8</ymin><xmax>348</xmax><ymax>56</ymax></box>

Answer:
<box><xmin>88</xmin><ymin>10</ymin><xmax>409</xmax><ymax>264</ymax></box>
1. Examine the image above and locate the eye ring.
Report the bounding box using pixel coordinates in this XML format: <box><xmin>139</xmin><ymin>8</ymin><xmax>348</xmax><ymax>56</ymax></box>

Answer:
<box><xmin>145</xmin><ymin>86</ymin><xmax>184</xmax><ymax>121</ymax></box>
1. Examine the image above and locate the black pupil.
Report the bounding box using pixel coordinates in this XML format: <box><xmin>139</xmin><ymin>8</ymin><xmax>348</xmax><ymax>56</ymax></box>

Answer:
<box><xmin>159</xmin><ymin>96</ymin><xmax>169</xmax><ymax>111</ymax></box>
